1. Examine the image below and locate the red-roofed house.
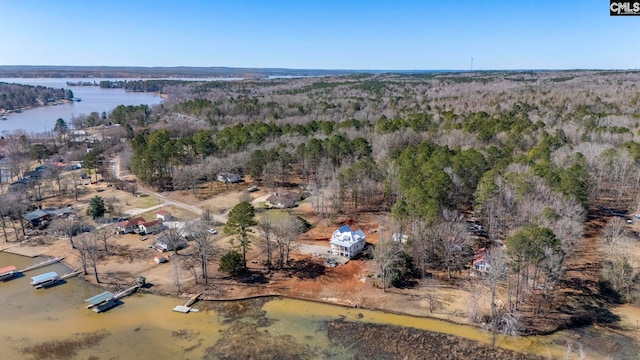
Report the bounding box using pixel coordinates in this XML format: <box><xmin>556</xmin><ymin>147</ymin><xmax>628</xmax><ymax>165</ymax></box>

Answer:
<box><xmin>116</xmin><ymin>217</ymin><xmax>145</xmax><ymax>234</ymax></box>
<box><xmin>473</xmin><ymin>248</ymin><xmax>491</xmax><ymax>273</ymax></box>
<box><xmin>139</xmin><ymin>219</ymin><xmax>164</xmax><ymax>235</ymax></box>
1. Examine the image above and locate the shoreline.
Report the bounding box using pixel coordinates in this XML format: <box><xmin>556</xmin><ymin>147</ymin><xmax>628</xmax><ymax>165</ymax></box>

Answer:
<box><xmin>0</xmin><ymin>99</ymin><xmax>73</xmax><ymax>116</ymax></box>
<box><xmin>0</xmin><ymin>241</ymin><xmax>576</xmax><ymax>336</ymax></box>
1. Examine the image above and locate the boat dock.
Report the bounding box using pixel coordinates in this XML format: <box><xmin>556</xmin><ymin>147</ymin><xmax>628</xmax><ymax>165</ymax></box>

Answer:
<box><xmin>173</xmin><ymin>293</ymin><xmax>202</xmax><ymax>313</ymax></box>
<box><xmin>86</xmin><ymin>291</ymin><xmax>116</xmax><ymax>309</ymax></box>
<box><xmin>31</xmin><ymin>271</ymin><xmax>60</xmax><ymax>288</ymax></box>
<box><xmin>0</xmin><ymin>265</ymin><xmax>17</xmax><ymax>281</ymax></box>
<box><xmin>86</xmin><ymin>285</ymin><xmax>141</xmax><ymax>313</ymax></box>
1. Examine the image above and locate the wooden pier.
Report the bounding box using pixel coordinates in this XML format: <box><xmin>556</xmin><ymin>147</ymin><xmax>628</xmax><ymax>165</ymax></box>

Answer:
<box><xmin>19</xmin><ymin>257</ymin><xmax>64</xmax><ymax>273</ymax></box>
<box><xmin>114</xmin><ymin>285</ymin><xmax>140</xmax><ymax>300</ymax></box>
<box><xmin>60</xmin><ymin>271</ymin><xmax>81</xmax><ymax>280</ymax></box>
<box><xmin>184</xmin><ymin>293</ymin><xmax>202</xmax><ymax>307</ymax></box>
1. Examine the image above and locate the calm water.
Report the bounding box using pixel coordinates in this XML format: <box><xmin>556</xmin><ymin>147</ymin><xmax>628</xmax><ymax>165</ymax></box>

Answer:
<box><xmin>0</xmin><ymin>78</ymin><xmax>164</xmax><ymax>134</ymax></box>
<box><xmin>0</xmin><ymin>252</ymin><xmax>586</xmax><ymax>359</ymax></box>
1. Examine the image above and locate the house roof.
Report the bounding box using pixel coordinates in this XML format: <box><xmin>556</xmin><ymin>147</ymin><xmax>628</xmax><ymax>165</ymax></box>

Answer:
<box><xmin>140</xmin><ymin>219</ymin><xmax>162</xmax><ymax>227</ymax></box>
<box><xmin>117</xmin><ymin>217</ymin><xmax>146</xmax><ymax>227</ymax></box>
<box><xmin>157</xmin><ymin>210</ymin><xmax>171</xmax><ymax>216</ymax></box>
<box><xmin>331</xmin><ymin>225</ymin><xmax>366</xmax><ymax>247</ymax></box>
<box><xmin>46</xmin><ymin>207</ymin><xmax>73</xmax><ymax>217</ymax></box>
<box><xmin>266</xmin><ymin>192</ymin><xmax>299</xmax><ymax>207</ymax></box>
<box><xmin>24</xmin><ymin>209</ymin><xmax>49</xmax><ymax>221</ymax></box>
<box><xmin>473</xmin><ymin>248</ymin><xmax>489</xmax><ymax>265</ymax></box>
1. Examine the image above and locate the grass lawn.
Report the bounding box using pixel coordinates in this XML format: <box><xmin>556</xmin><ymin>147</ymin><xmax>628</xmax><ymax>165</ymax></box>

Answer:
<box><xmin>121</xmin><ymin>193</ymin><xmax>159</xmax><ymax>209</ymax></box>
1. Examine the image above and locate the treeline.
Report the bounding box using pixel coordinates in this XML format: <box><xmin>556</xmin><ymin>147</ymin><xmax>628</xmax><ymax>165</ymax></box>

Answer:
<box><xmin>99</xmin><ymin>80</ymin><xmax>194</xmax><ymax>92</ymax></box>
<box><xmin>0</xmin><ymin>82</ymin><xmax>73</xmax><ymax>111</ymax></box>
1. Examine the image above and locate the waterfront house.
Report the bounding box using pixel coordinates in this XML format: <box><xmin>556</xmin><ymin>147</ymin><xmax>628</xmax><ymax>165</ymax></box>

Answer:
<box><xmin>330</xmin><ymin>225</ymin><xmax>366</xmax><ymax>259</ymax></box>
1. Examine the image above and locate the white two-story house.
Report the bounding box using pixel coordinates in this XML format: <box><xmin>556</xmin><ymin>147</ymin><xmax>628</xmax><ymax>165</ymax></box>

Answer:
<box><xmin>330</xmin><ymin>225</ymin><xmax>366</xmax><ymax>259</ymax></box>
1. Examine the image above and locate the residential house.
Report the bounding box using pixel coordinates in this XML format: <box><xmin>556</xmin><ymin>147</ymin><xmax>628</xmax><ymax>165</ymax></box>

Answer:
<box><xmin>156</xmin><ymin>210</ymin><xmax>173</xmax><ymax>221</ymax></box>
<box><xmin>217</xmin><ymin>172</ymin><xmax>242</xmax><ymax>184</ymax></box>
<box><xmin>138</xmin><ymin>219</ymin><xmax>163</xmax><ymax>235</ymax></box>
<box><xmin>154</xmin><ymin>234</ymin><xmax>184</xmax><ymax>252</ymax></box>
<box><xmin>47</xmin><ymin>206</ymin><xmax>74</xmax><ymax>219</ymax></box>
<box><xmin>473</xmin><ymin>248</ymin><xmax>491</xmax><ymax>273</ymax></box>
<box><xmin>116</xmin><ymin>217</ymin><xmax>146</xmax><ymax>234</ymax></box>
<box><xmin>391</xmin><ymin>233</ymin><xmax>409</xmax><ymax>244</ymax></box>
<box><xmin>265</xmin><ymin>191</ymin><xmax>300</xmax><ymax>209</ymax></box>
<box><xmin>24</xmin><ymin>209</ymin><xmax>51</xmax><ymax>227</ymax></box>
<box><xmin>163</xmin><ymin>221</ymin><xmax>192</xmax><ymax>238</ymax></box>
<box><xmin>330</xmin><ymin>224</ymin><xmax>366</xmax><ymax>259</ymax></box>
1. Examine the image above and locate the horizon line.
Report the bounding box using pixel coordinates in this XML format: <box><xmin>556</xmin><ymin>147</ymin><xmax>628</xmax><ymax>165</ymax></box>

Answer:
<box><xmin>0</xmin><ymin>65</ymin><xmax>639</xmax><ymax>73</ymax></box>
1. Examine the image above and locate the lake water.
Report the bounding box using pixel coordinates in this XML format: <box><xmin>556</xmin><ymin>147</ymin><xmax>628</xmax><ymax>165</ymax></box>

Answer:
<box><xmin>0</xmin><ymin>78</ymin><xmax>164</xmax><ymax>134</ymax></box>
<box><xmin>0</xmin><ymin>251</ymin><xmax>589</xmax><ymax>359</ymax></box>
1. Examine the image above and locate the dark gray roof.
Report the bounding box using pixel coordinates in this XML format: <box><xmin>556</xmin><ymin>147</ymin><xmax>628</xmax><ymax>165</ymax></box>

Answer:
<box><xmin>24</xmin><ymin>209</ymin><xmax>49</xmax><ymax>221</ymax></box>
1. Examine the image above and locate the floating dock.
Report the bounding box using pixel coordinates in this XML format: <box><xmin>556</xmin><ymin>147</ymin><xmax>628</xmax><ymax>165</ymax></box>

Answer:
<box><xmin>31</xmin><ymin>271</ymin><xmax>60</xmax><ymax>288</ymax></box>
<box><xmin>86</xmin><ymin>291</ymin><xmax>115</xmax><ymax>309</ymax></box>
<box><xmin>0</xmin><ymin>265</ymin><xmax>17</xmax><ymax>281</ymax></box>
<box><xmin>172</xmin><ymin>292</ymin><xmax>202</xmax><ymax>313</ymax></box>
<box><xmin>172</xmin><ymin>305</ymin><xmax>199</xmax><ymax>313</ymax></box>
<box><xmin>93</xmin><ymin>298</ymin><xmax>121</xmax><ymax>313</ymax></box>
<box><xmin>86</xmin><ymin>285</ymin><xmax>140</xmax><ymax>313</ymax></box>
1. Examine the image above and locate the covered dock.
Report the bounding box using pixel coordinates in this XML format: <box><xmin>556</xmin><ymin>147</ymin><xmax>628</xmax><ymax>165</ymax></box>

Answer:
<box><xmin>30</xmin><ymin>271</ymin><xmax>59</xmax><ymax>287</ymax></box>
<box><xmin>0</xmin><ymin>265</ymin><xmax>17</xmax><ymax>280</ymax></box>
<box><xmin>85</xmin><ymin>291</ymin><xmax>115</xmax><ymax>309</ymax></box>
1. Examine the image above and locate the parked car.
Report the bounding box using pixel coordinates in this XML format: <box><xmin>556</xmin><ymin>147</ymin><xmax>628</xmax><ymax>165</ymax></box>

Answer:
<box><xmin>207</xmin><ymin>229</ymin><xmax>218</xmax><ymax>234</ymax></box>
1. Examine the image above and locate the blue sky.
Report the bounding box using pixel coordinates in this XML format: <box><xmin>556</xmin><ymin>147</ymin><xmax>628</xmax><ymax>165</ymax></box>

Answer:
<box><xmin>0</xmin><ymin>0</ymin><xmax>637</xmax><ymax>70</ymax></box>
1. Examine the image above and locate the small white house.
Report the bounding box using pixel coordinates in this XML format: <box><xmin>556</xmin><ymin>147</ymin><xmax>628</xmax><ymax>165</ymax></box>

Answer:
<box><xmin>156</xmin><ymin>210</ymin><xmax>173</xmax><ymax>221</ymax></box>
<box><xmin>391</xmin><ymin>233</ymin><xmax>409</xmax><ymax>244</ymax></box>
<box><xmin>330</xmin><ymin>225</ymin><xmax>366</xmax><ymax>259</ymax></box>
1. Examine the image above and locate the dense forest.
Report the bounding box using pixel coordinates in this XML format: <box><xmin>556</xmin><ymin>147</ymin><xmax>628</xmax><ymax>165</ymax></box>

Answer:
<box><xmin>121</xmin><ymin>70</ymin><xmax>640</xmax><ymax>333</ymax></box>
<box><xmin>0</xmin><ymin>82</ymin><xmax>73</xmax><ymax>111</ymax></box>
<box><xmin>0</xmin><ymin>65</ymin><xmax>374</xmax><ymax>79</ymax></box>
<box><xmin>5</xmin><ymin>70</ymin><xmax>640</xmax><ymax>334</ymax></box>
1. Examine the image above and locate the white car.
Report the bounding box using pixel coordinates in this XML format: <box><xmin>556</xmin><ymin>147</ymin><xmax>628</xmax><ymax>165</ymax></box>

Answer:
<box><xmin>207</xmin><ymin>229</ymin><xmax>218</xmax><ymax>234</ymax></box>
